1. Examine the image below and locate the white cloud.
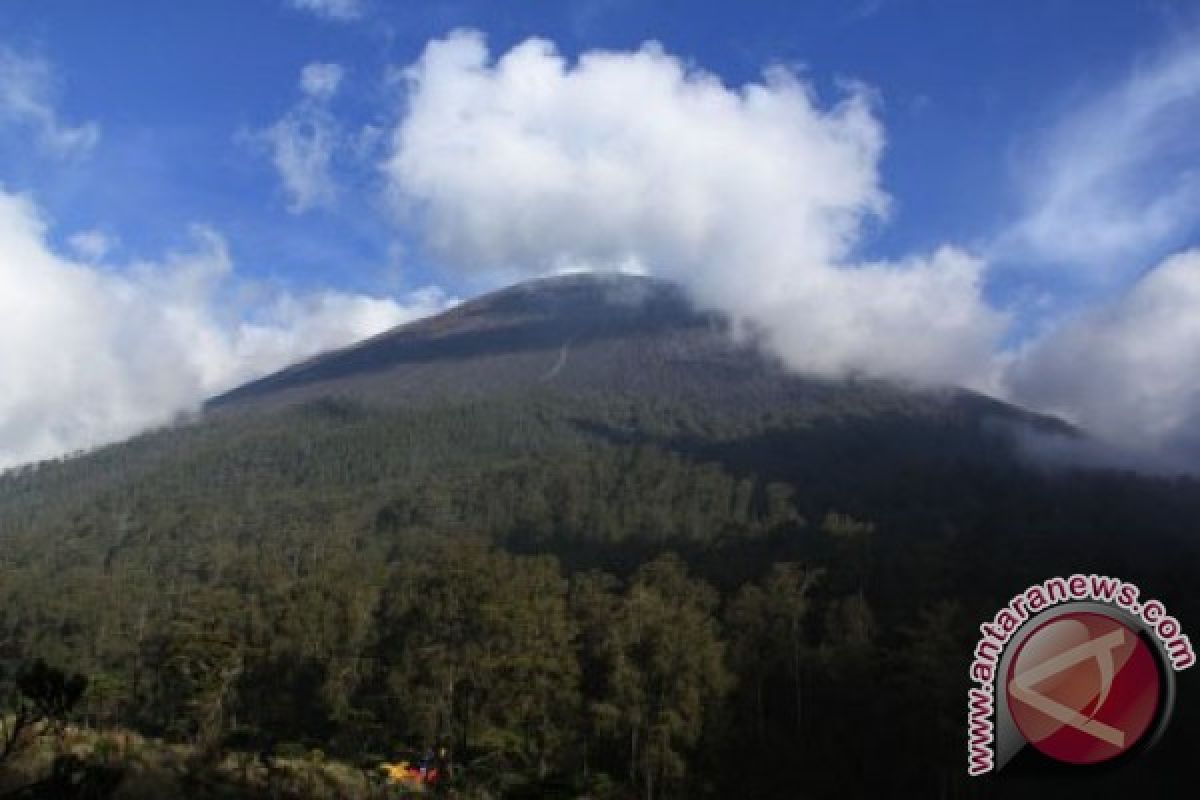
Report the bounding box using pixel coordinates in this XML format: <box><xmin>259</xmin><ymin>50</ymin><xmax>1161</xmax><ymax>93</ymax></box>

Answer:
<box><xmin>286</xmin><ymin>0</ymin><xmax>363</xmax><ymax>22</ymax></box>
<box><xmin>997</xmin><ymin>39</ymin><xmax>1200</xmax><ymax>277</ymax></box>
<box><xmin>262</xmin><ymin>112</ymin><xmax>338</xmax><ymax>212</ymax></box>
<box><xmin>67</xmin><ymin>229</ymin><xmax>115</xmax><ymax>262</ymax></box>
<box><xmin>300</xmin><ymin>62</ymin><xmax>345</xmax><ymax>99</ymax></box>
<box><xmin>0</xmin><ymin>187</ymin><xmax>448</xmax><ymax>469</ymax></box>
<box><xmin>385</xmin><ymin>32</ymin><xmax>1006</xmax><ymax>388</ymax></box>
<box><xmin>763</xmin><ymin>247</ymin><xmax>1004</xmax><ymax>388</ymax></box>
<box><xmin>1006</xmin><ymin>249</ymin><xmax>1200</xmax><ymax>462</ymax></box>
<box><xmin>0</xmin><ymin>47</ymin><xmax>99</xmax><ymax>158</ymax></box>
<box><xmin>256</xmin><ymin>63</ymin><xmax>347</xmax><ymax>213</ymax></box>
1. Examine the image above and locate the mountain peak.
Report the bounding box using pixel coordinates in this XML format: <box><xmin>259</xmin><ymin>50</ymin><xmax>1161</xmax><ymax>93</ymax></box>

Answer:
<box><xmin>205</xmin><ymin>271</ymin><xmax>1068</xmax><ymax>440</ymax></box>
<box><xmin>206</xmin><ymin>271</ymin><xmax>728</xmax><ymax>411</ymax></box>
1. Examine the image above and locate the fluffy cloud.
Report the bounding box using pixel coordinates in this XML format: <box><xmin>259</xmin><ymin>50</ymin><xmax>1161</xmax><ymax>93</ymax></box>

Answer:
<box><xmin>67</xmin><ymin>229</ymin><xmax>115</xmax><ymax>261</ymax></box>
<box><xmin>257</xmin><ymin>63</ymin><xmax>346</xmax><ymax>213</ymax></box>
<box><xmin>0</xmin><ymin>47</ymin><xmax>98</xmax><ymax>158</ymax></box>
<box><xmin>762</xmin><ymin>247</ymin><xmax>1003</xmax><ymax>387</ymax></box>
<box><xmin>997</xmin><ymin>40</ymin><xmax>1200</xmax><ymax>278</ymax></box>
<box><xmin>1006</xmin><ymin>250</ymin><xmax>1200</xmax><ymax>462</ymax></box>
<box><xmin>0</xmin><ymin>187</ymin><xmax>447</xmax><ymax>468</ymax></box>
<box><xmin>300</xmin><ymin>62</ymin><xmax>345</xmax><ymax>99</ymax></box>
<box><xmin>285</xmin><ymin>0</ymin><xmax>363</xmax><ymax>22</ymax></box>
<box><xmin>386</xmin><ymin>32</ymin><xmax>1006</xmax><ymax>387</ymax></box>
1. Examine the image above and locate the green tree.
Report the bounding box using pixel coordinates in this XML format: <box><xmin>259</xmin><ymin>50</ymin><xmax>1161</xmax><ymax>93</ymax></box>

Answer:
<box><xmin>593</xmin><ymin>555</ymin><xmax>730</xmax><ymax>800</ymax></box>
<box><xmin>726</xmin><ymin>562</ymin><xmax>821</xmax><ymax>744</ymax></box>
<box><xmin>372</xmin><ymin>542</ymin><xmax>580</xmax><ymax>776</ymax></box>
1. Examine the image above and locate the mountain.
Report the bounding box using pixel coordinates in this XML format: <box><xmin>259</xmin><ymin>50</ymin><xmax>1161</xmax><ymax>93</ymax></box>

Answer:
<box><xmin>197</xmin><ymin>272</ymin><xmax>1087</xmax><ymax>536</ymax></box>
<box><xmin>208</xmin><ymin>272</ymin><xmax>1066</xmax><ymax>432</ymax></box>
<box><xmin>1</xmin><ymin>273</ymin><xmax>1198</xmax><ymax>799</ymax></box>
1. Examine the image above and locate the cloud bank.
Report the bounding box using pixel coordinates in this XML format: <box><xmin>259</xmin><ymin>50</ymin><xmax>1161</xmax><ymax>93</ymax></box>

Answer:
<box><xmin>993</xmin><ymin>39</ymin><xmax>1200</xmax><ymax>463</ymax></box>
<box><xmin>0</xmin><ymin>188</ymin><xmax>447</xmax><ymax>468</ymax></box>
<box><xmin>1005</xmin><ymin>249</ymin><xmax>1200</xmax><ymax>462</ymax></box>
<box><xmin>386</xmin><ymin>31</ymin><xmax>1006</xmax><ymax>388</ymax></box>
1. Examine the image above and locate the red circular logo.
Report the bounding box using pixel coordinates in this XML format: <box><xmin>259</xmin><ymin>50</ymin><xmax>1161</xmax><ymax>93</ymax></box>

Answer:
<box><xmin>1006</xmin><ymin>611</ymin><xmax>1161</xmax><ymax>765</ymax></box>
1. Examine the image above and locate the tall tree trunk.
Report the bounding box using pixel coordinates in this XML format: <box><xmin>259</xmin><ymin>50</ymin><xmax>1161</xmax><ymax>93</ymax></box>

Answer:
<box><xmin>629</xmin><ymin>725</ymin><xmax>638</xmax><ymax>789</ymax></box>
<box><xmin>792</xmin><ymin>619</ymin><xmax>803</xmax><ymax>734</ymax></box>
<box><xmin>756</xmin><ymin>676</ymin><xmax>766</xmax><ymax>747</ymax></box>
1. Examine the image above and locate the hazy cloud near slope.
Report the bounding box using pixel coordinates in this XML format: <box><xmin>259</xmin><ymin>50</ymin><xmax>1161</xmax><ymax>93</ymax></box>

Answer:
<box><xmin>0</xmin><ymin>188</ymin><xmax>448</xmax><ymax>469</ymax></box>
<box><xmin>1005</xmin><ymin>249</ymin><xmax>1200</xmax><ymax>462</ymax></box>
<box><xmin>992</xmin><ymin>38</ymin><xmax>1200</xmax><ymax>464</ymax></box>
<box><xmin>386</xmin><ymin>31</ymin><xmax>1007</xmax><ymax>389</ymax></box>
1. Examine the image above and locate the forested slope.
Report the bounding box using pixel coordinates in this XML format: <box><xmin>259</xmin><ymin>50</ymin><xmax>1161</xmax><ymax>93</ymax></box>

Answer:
<box><xmin>1</xmin><ymin>274</ymin><xmax>1198</xmax><ymax>798</ymax></box>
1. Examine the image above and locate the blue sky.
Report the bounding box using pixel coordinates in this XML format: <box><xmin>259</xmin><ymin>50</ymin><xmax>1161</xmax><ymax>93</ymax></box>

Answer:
<box><xmin>2</xmin><ymin>0</ymin><xmax>1193</xmax><ymax>295</ymax></box>
<box><xmin>1</xmin><ymin>0</ymin><xmax>1199</xmax><ymax>468</ymax></box>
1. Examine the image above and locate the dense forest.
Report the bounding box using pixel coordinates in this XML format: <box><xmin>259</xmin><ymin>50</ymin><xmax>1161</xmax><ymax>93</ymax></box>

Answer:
<box><xmin>1</xmin><ymin>388</ymin><xmax>1198</xmax><ymax>798</ymax></box>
